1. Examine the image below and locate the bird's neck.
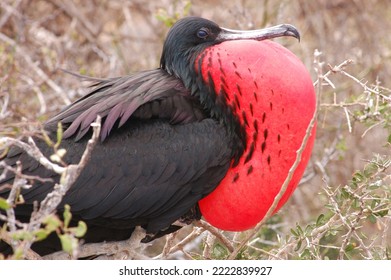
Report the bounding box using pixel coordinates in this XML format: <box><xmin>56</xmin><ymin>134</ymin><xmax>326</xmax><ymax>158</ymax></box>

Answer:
<box><xmin>162</xmin><ymin>47</ymin><xmax>247</xmax><ymax>164</ymax></box>
<box><xmin>193</xmin><ymin>46</ymin><xmax>249</xmax><ymax>166</ymax></box>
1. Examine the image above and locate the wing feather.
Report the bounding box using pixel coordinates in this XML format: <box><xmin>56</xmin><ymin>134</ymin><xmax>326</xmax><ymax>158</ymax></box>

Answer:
<box><xmin>45</xmin><ymin>69</ymin><xmax>202</xmax><ymax>141</ymax></box>
<box><xmin>0</xmin><ymin>69</ymin><xmax>233</xmax><ymax>244</ymax></box>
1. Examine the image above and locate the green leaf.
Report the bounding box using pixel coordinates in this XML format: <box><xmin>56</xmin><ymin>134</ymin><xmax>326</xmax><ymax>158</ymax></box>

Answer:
<box><xmin>11</xmin><ymin>230</ymin><xmax>34</xmax><ymax>241</ymax></box>
<box><xmin>304</xmin><ymin>224</ymin><xmax>315</xmax><ymax>235</ymax></box>
<box><xmin>0</xmin><ymin>197</ymin><xmax>10</xmax><ymax>210</ymax></box>
<box><xmin>12</xmin><ymin>247</ymin><xmax>24</xmax><ymax>260</ymax></box>
<box><xmin>290</xmin><ymin>228</ymin><xmax>299</xmax><ymax>237</ymax></box>
<box><xmin>59</xmin><ymin>234</ymin><xmax>77</xmax><ymax>254</ymax></box>
<box><xmin>212</xmin><ymin>243</ymin><xmax>229</xmax><ymax>259</ymax></box>
<box><xmin>43</xmin><ymin>215</ymin><xmax>61</xmax><ymax>232</ymax></box>
<box><xmin>55</xmin><ymin>122</ymin><xmax>63</xmax><ymax>148</ymax></box>
<box><xmin>41</xmin><ymin>130</ymin><xmax>54</xmax><ymax>147</ymax></box>
<box><xmin>345</xmin><ymin>243</ymin><xmax>356</xmax><ymax>252</ymax></box>
<box><xmin>368</xmin><ymin>214</ymin><xmax>377</xmax><ymax>224</ymax></box>
<box><xmin>34</xmin><ymin>229</ymin><xmax>49</xmax><ymax>241</ymax></box>
<box><xmin>294</xmin><ymin>239</ymin><xmax>302</xmax><ymax>251</ymax></box>
<box><xmin>353</xmin><ymin>198</ymin><xmax>360</xmax><ymax>208</ymax></box>
<box><xmin>374</xmin><ymin>209</ymin><xmax>389</xmax><ymax>217</ymax></box>
<box><xmin>63</xmin><ymin>204</ymin><xmax>72</xmax><ymax>229</ymax></box>
<box><xmin>336</xmin><ymin>138</ymin><xmax>347</xmax><ymax>152</ymax></box>
<box><xmin>370</xmin><ymin>198</ymin><xmax>380</xmax><ymax>209</ymax></box>
<box><xmin>353</xmin><ymin>171</ymin><xmax>364</xmax><ymax>183</ymax></box>
<box><xmin>300</xmin><ymin>248</ymin><xmax>311</xmax><ymax>259</ymax></box>
<box><xmin>340</xmin><ymin>187</ymin><xmax>351</xmax><ymax>199</ymax></box>
<box><xmin>316</xmin><ymin>214</ymin><xmax>326</xmax><ymax>227</ymax></box>
<box><xmin>70</xmin><ymin>221</ymin><xmax>87</xmax><ymax>238</ymax></box>
<box><xmin>296</xmin><ymin>224</ymin><xmax>304</xmax><ymax>236</ymax></box>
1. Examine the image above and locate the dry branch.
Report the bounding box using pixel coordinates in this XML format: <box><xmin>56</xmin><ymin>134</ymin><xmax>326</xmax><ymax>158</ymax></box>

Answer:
<box><xmin>1</xmin><ymin>117</ymin><xmax>101</xmax><ymax>258</ymax></box>
<box><xmin>44</xmin><ymin>227</ymin><xmax>149</xmax><ymax>260</ymax></box>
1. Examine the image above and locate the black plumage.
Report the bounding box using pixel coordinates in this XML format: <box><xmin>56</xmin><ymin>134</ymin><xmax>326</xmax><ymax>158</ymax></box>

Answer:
<box><xmin>0</xmin><ymin>16</ymin><xmax>300</xmax><ymax>255</ymax></box>
<box><xmin>0</xmin><ymin>18</ymin><xmax>239</xmax><ymax>255</ymax></box>
<box><xmin>0</xmin><ymin>72</ymin><xmax>235</xmax><ymax>254</ymax></box>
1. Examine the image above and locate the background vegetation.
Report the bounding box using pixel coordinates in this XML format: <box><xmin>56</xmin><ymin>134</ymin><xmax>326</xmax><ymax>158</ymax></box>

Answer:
<box><xmin>0</xmin><ymin>0</ymin><xmax>390</xmax><ymax>259</ymax></box>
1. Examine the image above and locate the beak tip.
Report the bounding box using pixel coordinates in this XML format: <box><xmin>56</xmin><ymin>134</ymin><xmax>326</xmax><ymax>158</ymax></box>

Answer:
<box><xmin>284</xmin><ymin>24</ymin><xmax>301</xmax><ymax>42</ymax></box>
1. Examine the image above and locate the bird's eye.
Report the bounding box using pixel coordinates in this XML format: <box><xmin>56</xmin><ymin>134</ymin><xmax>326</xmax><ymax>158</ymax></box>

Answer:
<box><xmin>197</xmin><ymin>28</ymin><xmax>209</xmax><ymax>39</ymax></box>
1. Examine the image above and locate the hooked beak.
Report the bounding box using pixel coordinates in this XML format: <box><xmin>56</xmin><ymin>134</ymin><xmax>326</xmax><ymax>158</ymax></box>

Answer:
<box><xmin>217</xmin><ymin>24</ymin><xmax>300</xmax><ymax>42</ymax></box>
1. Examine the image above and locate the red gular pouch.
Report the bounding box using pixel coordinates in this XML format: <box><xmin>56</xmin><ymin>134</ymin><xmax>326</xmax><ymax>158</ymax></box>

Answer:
<box><xmin>198</xmin><ymin>40</ymin><xmax>316</xmax><ymax>231</ymax></box>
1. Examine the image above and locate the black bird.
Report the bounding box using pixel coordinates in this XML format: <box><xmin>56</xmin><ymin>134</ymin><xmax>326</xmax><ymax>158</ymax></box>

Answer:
<box><xmin>0</xmin><ymin>17</ymin><xmax>302</xmax><ymax>256</ymax></box>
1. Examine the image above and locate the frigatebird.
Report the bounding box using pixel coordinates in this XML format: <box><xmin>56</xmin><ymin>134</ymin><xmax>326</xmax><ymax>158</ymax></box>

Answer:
<box><xmin>0</xmin><ymin>17</ymin><xmax>316</xmax><ymax>256</ymax></box>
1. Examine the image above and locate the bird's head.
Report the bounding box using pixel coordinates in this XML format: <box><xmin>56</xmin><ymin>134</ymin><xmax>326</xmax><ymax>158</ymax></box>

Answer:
<box><xmin>160</xmin><ymin>16</ymin><xmax>300</xmax><ymax>80</ymax></box>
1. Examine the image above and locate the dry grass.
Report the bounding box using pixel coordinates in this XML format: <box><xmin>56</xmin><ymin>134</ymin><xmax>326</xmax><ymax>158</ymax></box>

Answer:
<box><xmin>0</xmin><ymin>0</ymin><xmax>390</xmax><ymax>259</ymax></box>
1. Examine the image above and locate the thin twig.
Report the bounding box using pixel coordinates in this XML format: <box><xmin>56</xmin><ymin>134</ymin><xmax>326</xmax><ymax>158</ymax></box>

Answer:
<box><xmin>321</xmin><ymin>102</ymin><xmax>367</xmax><ymax>107</ymax></box>
<box><xmin>343</xmin><ymin>106</ymin><xmax>352</xmax><ymax>133</ymax></box>
<box><xmin>202</xmin><ymin>232</ymin><xmax>216</xmax><ymax>259</ymax></box>
<box><xmin>313</xmin><ymin>59</ymin><xmax>353</xmax><ymax>86</ymax></box>
<box><xmin>161</xmin><ymin>231</ymin><xmax>179</xmax><ymax>259</ymax></box>
<box><xmin>361</xmin><ymin>119</ymin><xmax>386</xmax><ymax>138</ymax></box>
<box><xmin>154</xmin><ymin>227</ymin><xmax>205</xmax><ymax>259</ymax></box>
<box><xmin>28</xmin><ymin>116</ymin><xmax>101</xmax><ymax>226</ymax></box>
<box><xmin>0</xmin><ymin>231</ymin><xmax>42</xmax><ymax>260</ymax></box>
<box><xmin>0</xmin><ymin>137</ymin><xmax>65</xmax><ymax>174</ymax></box>
<box><xmin>194</xmin><ymin>220</ymin><xmax>234</xmax><ymax>253</ymax></box>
